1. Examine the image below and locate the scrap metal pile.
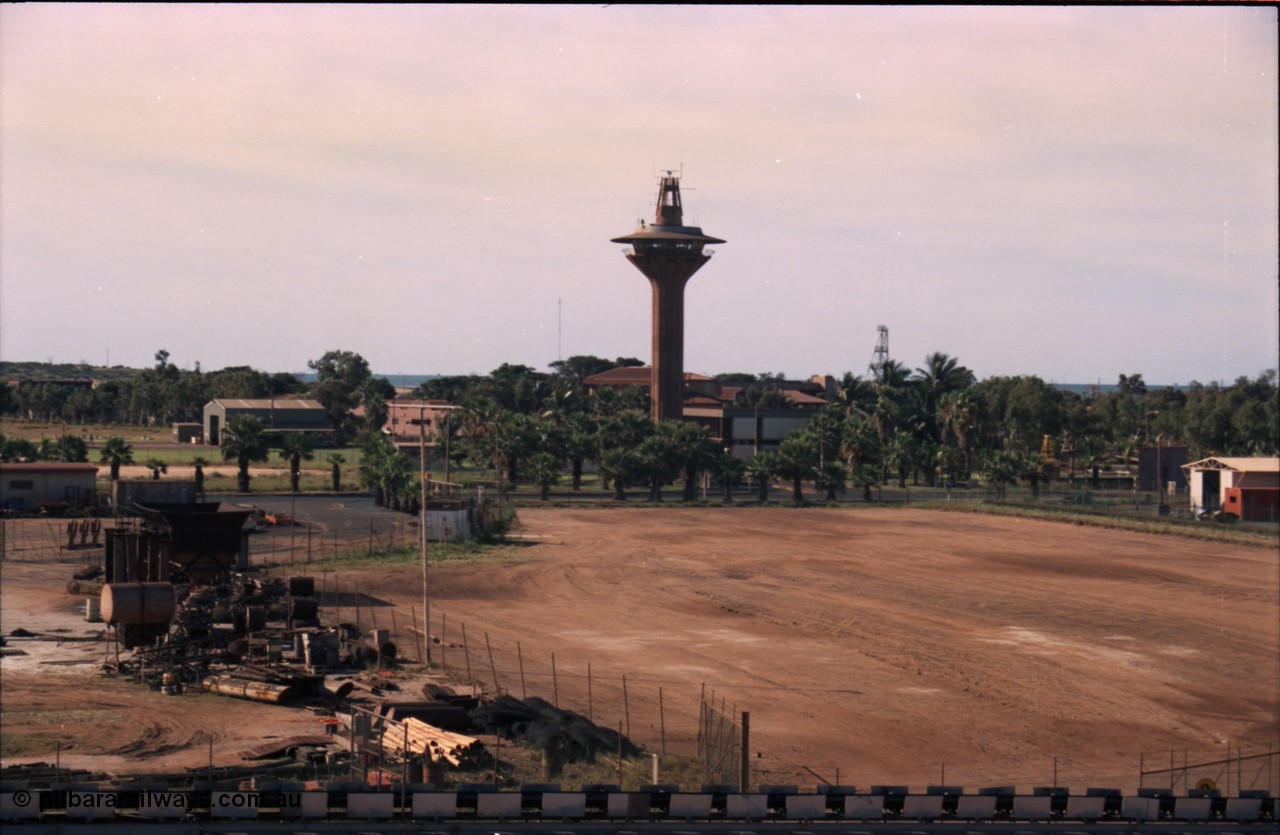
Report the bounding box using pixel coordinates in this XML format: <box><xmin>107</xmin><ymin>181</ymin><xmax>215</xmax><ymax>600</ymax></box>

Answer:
<box><xmin>59</xmin><ymin>501</ymin><xmax>642</xmax><ymax>782</ymax></box>
<box><xmin>471</xmin><ymin>695</ymin><xmax>642</xmax><ymax>763</ymax></box>
<box><xmin>90</xmin><ymin>503</ymin><xmax>398</xmax><ymax>700</ymax></box>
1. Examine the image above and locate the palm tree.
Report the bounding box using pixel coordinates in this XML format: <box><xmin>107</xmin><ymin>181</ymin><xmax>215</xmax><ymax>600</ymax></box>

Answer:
<box><xmin>939</xmin><ymin>388</ymin><xmax>980</xmax><ymax>481</ymax></box>
<box><xmin>840</xmin><ymin>412</ymin><xmax>879</xmax><ymax>473</ymax></box>
<box><xmin>664</xmin><ymin>420</ymin><xmax>720</xmax><ymax>502</ymax></box>
<box><xmin>98</xmin><ymin>437</ymin><xmax>134</xmax><ymax>481</ymax></box>
<box><xmin>983</xmin><ymin>450</ymin><xmax>1019</xmax><ymax>499</ymax></box>
<box><xmin>220</xmin><ymin>415</ymin><xmax>270</xmax><ymax>492</ymax></box>
<box><xmin>1023</xmin><ymin>451</ymin><xmax>1046</xmax><ymax>499</ymax></box>
<box><xmin>714</xmin><ymin>452</ymin><xmax>745</xmax><ymax>504</ymax></box>
<box><xmin>775</xmin><ymin>433</ymin><xmax>818</xmax><ymax>504</ymax></box>
<box><xmin>277</xmin><ymin>432</ymin><xmax>315</xmax><ymax>493</ymax></box>
<box><xmin>595</xmin><ymin>408</ymin><xmax>652</xmax><ymax>492</ymax></box>
<box><xmin>528</xmin><ymin>452</ymin><xmax>563</xmax><ymax>500</ymax></box>
<box><xmin>852</xmin><ymin>462</ymin><xmax>879</xmax><ymax>502</ymax></box>
<box><xmin>598</xmin><ymin>448</ymin><xmax>637</xmax><ymax>501</ymax></box>
<box><xmin>815</xmin><ymin>460</ymin><xmax>847</xmax><ymax>502</ymax></box>
<box><xmin>886</xmin><ymin>430</ymin><xmax>916</xmax><ymax>488</ymax></box>
<box><xmin>743</xmin><ymin>452</ymin><xmax>776</xmax><ymax>503</ymax></box>
<box><xmin>192</xmin><ymin>456</ymin><xmax>208</xmax><ymax>496</ymax></box>
<box><xmin>360</xmin><ymin>434</ymin><xmax>413</xmax><ymax>508</ymax></box>
<box><xmin>564</xmin><ymin>414</ymin><xmax>597</xmax><ymax>491</ymax></box>
<box><xmin>327</xmin><ymin>453</ymin><xmax>346</xmax><ymax>492</ymax></box>
<box><xmin>635</xmin><ymin>433</ymin><xmax>679</xmax><ymax>502</ymax></box>
<box><xmin>145</xmin><ymin>457</ymin><xmax>168</xmax><ymax>480</ymax></box>
<box><xmin>837</xmin><ymin>372</ymin><xmax>877</xmax><ymax>416</ymax></box>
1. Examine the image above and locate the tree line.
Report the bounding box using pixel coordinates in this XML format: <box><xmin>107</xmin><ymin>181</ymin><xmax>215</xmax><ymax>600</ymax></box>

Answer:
<box><xmin>2</xmin><ymin>349</ymin><xmax>1276</xmax><ymax>501</ymax></box>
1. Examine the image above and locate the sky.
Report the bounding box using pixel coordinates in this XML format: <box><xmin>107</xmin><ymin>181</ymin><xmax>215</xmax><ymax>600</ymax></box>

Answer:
<box><xmin>1</xmin><ymin>5</ymin><xmax>1276</xmax><ymax>386</ymax></box>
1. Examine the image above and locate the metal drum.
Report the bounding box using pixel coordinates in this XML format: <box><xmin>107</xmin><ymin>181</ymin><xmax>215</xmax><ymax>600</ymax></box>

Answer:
<box><xmin>101</xmin><ymin>582</ymin><xmax>175</xmax><ymax>625</ymax></box>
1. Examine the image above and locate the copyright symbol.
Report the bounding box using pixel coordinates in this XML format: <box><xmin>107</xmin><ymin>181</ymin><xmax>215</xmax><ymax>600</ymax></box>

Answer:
<box><xmin>12</xmin><ymin>790</ymin><xmax>31</xmax><ymax>807</ymax></box>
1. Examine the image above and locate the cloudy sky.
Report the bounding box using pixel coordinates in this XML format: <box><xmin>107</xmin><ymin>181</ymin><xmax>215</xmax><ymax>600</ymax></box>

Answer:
<box><xmin>2</xmin><ymin>4</ymin><xmax>1276</xmax><ymax>386</ymax></box>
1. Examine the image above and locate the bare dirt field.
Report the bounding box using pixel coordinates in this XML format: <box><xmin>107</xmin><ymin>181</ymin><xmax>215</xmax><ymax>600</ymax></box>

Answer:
<box><xmin>2</xmin><ymin>506</ymin><xmax>1277</xmax><ymax>792</ymax></box>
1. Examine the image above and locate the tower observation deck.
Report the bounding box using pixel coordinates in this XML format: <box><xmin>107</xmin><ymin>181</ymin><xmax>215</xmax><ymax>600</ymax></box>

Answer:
<box><xmin>611</xmin><ymin>173</ymin><xmax>725</xmax><ymax>422</ymax></box>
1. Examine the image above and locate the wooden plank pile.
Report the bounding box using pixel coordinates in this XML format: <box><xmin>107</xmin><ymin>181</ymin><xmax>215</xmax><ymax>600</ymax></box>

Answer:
<box><xmin>380</xmin><ymin>717</ymin><xmax>483</xmax><ymax>766</ymax></box>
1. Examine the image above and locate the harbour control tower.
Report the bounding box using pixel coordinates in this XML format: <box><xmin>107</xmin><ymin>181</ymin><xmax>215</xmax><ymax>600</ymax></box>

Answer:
<box><xmin>611</xmin><ymin>173</ymin><xmax>725</xmax><ymax>422</ymax></box>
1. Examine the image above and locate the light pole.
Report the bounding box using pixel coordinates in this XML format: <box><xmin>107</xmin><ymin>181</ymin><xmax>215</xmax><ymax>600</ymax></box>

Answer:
<box><xmin>419</xmin><ymin>405</ymin><xmax>431</xmax><ymax>666</ymax></box>
<box><xmin>1156</xmin><ymin>432</ymin><xmax>1168</xmax><ymax>517</ymax></box>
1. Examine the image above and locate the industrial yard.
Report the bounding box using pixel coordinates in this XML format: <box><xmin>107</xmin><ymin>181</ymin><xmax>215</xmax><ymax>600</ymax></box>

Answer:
<box><xmin>1</xmin><ymin>505</ymin><xmax>1277</xmax><ymax>794</ymax></box>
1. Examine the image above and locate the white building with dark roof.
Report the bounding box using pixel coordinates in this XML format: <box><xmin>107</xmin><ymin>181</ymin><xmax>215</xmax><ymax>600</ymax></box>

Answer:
<box><xmin>1181</xmin><ymin>456</ymin><xmax>1280</xmax><ymax>521</ymax></box>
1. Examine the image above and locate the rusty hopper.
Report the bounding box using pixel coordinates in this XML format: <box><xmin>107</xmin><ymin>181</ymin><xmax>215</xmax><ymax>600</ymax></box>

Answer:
<box><xmin>131</xmin><ymin>502</ymin><xmax>254</xmax><ymax>584</ymax></box>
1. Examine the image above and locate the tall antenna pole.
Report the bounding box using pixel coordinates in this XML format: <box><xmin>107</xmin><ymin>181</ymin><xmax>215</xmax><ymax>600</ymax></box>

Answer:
<box><xmin>557</xmin><ymin>297</ymin><xmax>562</xmax><ymax>361</ymax></box>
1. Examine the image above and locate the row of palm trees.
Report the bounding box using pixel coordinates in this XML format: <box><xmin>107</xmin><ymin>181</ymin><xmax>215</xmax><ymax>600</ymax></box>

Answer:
<box><xmin>90</xmin><ymin>416</ymin><xmax>346</xmax><ymax>495</ymax></box>
<box><xmin>70</xmin><ymin>348</ymin><xmax>1228</xmax><ymax>503</ymax></box>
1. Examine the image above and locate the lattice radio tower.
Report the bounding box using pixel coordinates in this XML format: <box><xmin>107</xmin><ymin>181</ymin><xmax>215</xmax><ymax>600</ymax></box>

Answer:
<box><xmin>868</xmin><ymin>325</ymin><xmax>890</xmax><ymax>382</ymax></box>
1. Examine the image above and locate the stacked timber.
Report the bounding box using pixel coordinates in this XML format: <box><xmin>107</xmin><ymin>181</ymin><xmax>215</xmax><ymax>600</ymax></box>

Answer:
<box><xmin>380</xmin><ymin>717</ymin><xmax>483</xmax><ymax>766</ymax></box>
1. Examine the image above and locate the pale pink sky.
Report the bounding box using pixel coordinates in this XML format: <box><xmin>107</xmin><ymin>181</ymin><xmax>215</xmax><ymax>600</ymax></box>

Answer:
<box><xmin>2</xmin><ymin>4</ymin><xmax>1276</xmax><ymax>385</ymax></box>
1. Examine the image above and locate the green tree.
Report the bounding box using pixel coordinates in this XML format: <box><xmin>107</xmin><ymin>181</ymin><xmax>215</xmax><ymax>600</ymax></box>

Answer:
<box><xmin>327</xmin><ymin>453</ymin><xmax>345</xmax><ymax>492</ymax></box>
<box><xmin>277</xmin><ymin>432</ymin><xmax>315</xmax><ymax>493</ymax></box>
<box><xmin>548</xmin><ymin>355</ymin><xmax>643</xmax><ymax>390</ymax></box>
<box><xmin>635</xmin><ymin>433</ymin><xmax>680</xmax><ymax>502</ymax></box>
<box><xmin>976</xmin><ymin>375</ymin><xmax>1066</xmax><ymax>455</ymax></box>
<box><xmin>192</xmin><ymin>456</ymin><xmax>208</xmax><ymax>495</ymax></box>
<box><xmin>308</xmin><ymin>350</ymin><xmax>380</xmax><ymax>442</ymax></box>
<box><xmin>528</xmin><ymin>452</ymin><xmax>563</xmax><ymax>500</ymax></box>
<box><xmin>714</xmin><ymin>452</ymin><xmax>745</xmax><ymax>504</ymax></box>
<box><xmin>815</xmin><ymin>459</ymin><xmax>848</xmax><ymax>501</ymax></box>
<box><xmin>912</xmin><ymin>352</ymin><xmax>976</xmax><ymax>444</ymax></box>
<box><xmin>744</xmin><ymin>452</ymin><xmax>776</xmax><ymax>503</ymax></box>
<box><xmin>145</xmin><ymin>457</ymin><xmax>168</xmax><ymax>480</ymax></box>
<box><xmin>663</xmin><ymin>420</ymin><xmax>720</xmax><ymax>502</ymax></box>
<box><xmin>939</xmin><ymin>387</ymin><xmax>981</xmax><ymax>480</ymax></box>
<box><xmin>598</xmin><ymin>448</ymin><xmax>638</xmax><ymax>501</ymax></box>
<box><xmin>98</xmin><ymin>437</ymin><xmax>134</xmax><ymax>481</ymax></box>
<box><xmin>836</xmin><ymin>372</ymin><xmax>877</xmax><ymax>416</ymax></box>
<box><xmin>852</xmin><ymin>462</ymin><xmax>879</xmax><ymax>502</ymax></box>
<box><xmin>54</xmin><ymin>435</ymin><xmax>89</xmax><ymax>462</ymax></box>
<box><xmin>983</xmin><ymin>450</ymin><xmax>1019</xmax><ymax>499</ymax></box>
<box><xmin>0</xmin><ymin>434</ymin><xmax>35</xmax><ymax>462</ymax></box>
<box><xmin>563</xmin><ymin>413</ymin><xmax>598</xmax><ymax>491</ymax></box>
<box><xmin>221</xmin><ymin>415</ymin><xmax>270</xmax><ymax>492</ymax></box>
<box><xmin>885</xmin><ymin>430</ymin><xmax>916</xmax><ymax>488</ymax></box>
<box><xmin>360</xmin><ymin>388</ymin><xmax>390</xmax><ymax>440</ymax></box>
<box><xmin>840</xmin><ymin>412</ymin><xmax>879</xmax><ymax>472</ymax></box>
<box><xmin>360</xmin><ymin>434</ymin><xmax>412</xmax><ymax>508</ymax></box>
<box><xmin>1022</xmin><ymin>451</ymin><xmax>1046</xmax><ymax>499</ymax></box>
<box><xmin>775</xmin><ymin>432</ymin><xmax>818</xmax><ymax>503</ymax></box>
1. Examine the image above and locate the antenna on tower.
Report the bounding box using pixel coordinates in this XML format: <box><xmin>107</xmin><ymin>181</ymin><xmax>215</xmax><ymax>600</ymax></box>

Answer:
<box><xmin>868</xmin><ymin>325</ymin><xmax>889</xmax><ymax>382</ymax></box>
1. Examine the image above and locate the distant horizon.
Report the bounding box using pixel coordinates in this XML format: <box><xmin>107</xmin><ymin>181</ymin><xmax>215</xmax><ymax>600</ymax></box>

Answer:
<box><xmin>0</xmin><ymin>358</ymin><xmax>1260</xmax><ymax>390</ymax></box>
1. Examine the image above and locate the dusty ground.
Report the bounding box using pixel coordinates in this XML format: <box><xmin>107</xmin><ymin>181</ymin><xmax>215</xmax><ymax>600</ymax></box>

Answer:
<box><xmin>2</xmin><ymin>506</ymin><xmax>1276</xmax><ymax>792</ymax></box>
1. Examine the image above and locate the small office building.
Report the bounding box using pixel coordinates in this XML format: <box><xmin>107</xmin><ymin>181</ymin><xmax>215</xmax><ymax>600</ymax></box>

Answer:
<box><xmin>0</xmin><ymin>462</ymin><xmax>99</xmax><ymax>512</ymax></box>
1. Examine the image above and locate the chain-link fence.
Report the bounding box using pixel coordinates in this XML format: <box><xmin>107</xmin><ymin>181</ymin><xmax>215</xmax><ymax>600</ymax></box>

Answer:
<box><xmin>1140</xmin><ymin>746</ymin><xmax>1278</xmax><ymax>796</ymax></box>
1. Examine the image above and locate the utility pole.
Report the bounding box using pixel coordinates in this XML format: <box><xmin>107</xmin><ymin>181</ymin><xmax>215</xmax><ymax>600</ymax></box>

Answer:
<box><xmin>419</xmin><ymin>405</ymin><xmax>431</xmax><ymax>665</ymax></box>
